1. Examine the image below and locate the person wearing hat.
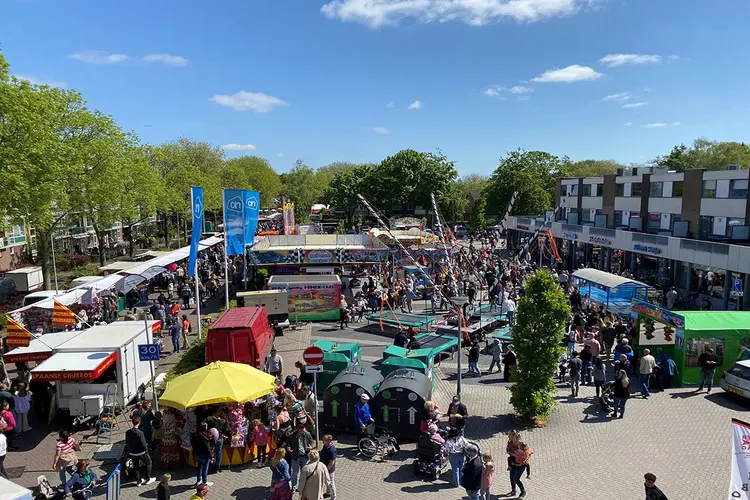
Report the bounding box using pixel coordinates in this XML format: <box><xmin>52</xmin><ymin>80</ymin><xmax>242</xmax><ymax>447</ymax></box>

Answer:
<box><xmin>488</xmin><ymin>339</ymin><xmax>503</xmax><ymax>374</ymax></box>
<box><xmin>644</xmin><ymin>472</ymin><xmax>668</xmax><ymax>499</ymax></box>
<box><xmin>461</xmin><ymin>444</ymin><xmax>483</xmax><ymax>500</ymax></box>
<box><xmin>354</xmin><ymin>394</ymin><xmax>374</xmax><ymax>442</ymax></box>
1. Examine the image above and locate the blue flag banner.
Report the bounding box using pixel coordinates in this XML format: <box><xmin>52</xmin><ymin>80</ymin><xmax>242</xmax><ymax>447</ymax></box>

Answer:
<box><xmin>188</xmin><ymin>186</ymin><xmax>204</xmax><ymax>277</ymax></box>
<box><xmin>243</xmin><ymin>190</ymin><xmax>260</xmax><ymax>247</ymax></box>
<box><xmin>223</xmin><ymin>188</ymin><xmax>246</xmax><ymax>256</ymax></box>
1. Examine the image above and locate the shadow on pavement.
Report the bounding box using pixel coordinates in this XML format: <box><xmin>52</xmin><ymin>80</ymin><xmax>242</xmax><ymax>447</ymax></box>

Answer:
<box><xmin>231</xmin><ymin>486</ymin><xmax>270</xmax><ymax>500</ymax></box>
<box><xmin>462</xmin><ymin>414</ymin><xmax>518</xmax><ymax>440</ymax></box>
<box><xmin>580</xmin><ymin>401</ymin><xmax>611</xmax><ymax>424</ymax></box>
<box><xmin>705</xmin><ymin>391</ymin><xmax>750</xmax><ymax>411</ymax></box>
<box><xmin>401</xmin><ymin>482</ymin><xmax>456</xmax><ymax>493</ymax></box>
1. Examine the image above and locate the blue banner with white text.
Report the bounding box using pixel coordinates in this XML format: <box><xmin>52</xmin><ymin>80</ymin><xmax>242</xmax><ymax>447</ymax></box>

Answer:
<box><xmin>188</xmin><ymin>186</ymin><xmax>204</xmax><ymax>277</ymax></box>
<box><xmin>224</xmin><ymin>188</ymin><xmax>246</xmax><ymax>256</ymax></box>
<box><xmin>243</xmin><ymin>190</ymin><xmax>260</xmax><ymax>248</ymax></box>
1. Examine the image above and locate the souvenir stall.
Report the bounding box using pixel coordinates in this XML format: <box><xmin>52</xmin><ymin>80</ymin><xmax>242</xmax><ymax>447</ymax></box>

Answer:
<box><xmin>158</xmin><ymin>361</ymin><xmax>276</xmax><ymax>467</ymax></box>
<box><xmin>631</xmin><ymin>301</ymin><xmax>750</xmax><ymax>386</ymax></box>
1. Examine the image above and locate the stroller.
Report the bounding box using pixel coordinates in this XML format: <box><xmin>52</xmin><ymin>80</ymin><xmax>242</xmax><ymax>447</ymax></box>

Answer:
<box><xmin>598</xmin><ymin>381</ymin><xmax>615</xmax><ymax>414</ymax></box>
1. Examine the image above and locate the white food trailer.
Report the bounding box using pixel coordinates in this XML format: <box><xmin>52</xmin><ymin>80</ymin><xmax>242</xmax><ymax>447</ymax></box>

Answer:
<box><xmin>30</xmin><ymin>321</ymin><xmax>160</xmax><ymax>420</ymax></box>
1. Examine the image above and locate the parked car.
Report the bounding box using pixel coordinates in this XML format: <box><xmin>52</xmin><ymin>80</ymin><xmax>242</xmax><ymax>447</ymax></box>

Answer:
<box><xmin>720</xmin><ymin>360</ymin><xmax>750</xmax><ymax>400</ymax></box>
<box><xmin>0</xmin><ymin>277</ymin><xmax>17</xmax><ymax>301</ymax></box>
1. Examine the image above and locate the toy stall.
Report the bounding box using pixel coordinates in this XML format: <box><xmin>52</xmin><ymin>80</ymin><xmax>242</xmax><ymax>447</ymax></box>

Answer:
<box><xmin>572</xmin><ymin>268</ymin><xmax>651</xmax><ymax>317</ymax></box>
<box><xmin>631</xmin><ymin>300</ymin><xmax>750</xmax><ymax>386</ymax></box>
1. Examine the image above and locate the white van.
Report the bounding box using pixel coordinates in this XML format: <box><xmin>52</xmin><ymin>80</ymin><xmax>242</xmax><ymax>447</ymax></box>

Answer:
<box><xmin>720</xmin><ymin>360</ymin><xmax>750</xmax><ymax>400</ymax></box>
<box><xmin>22</xmin><ymin>290</ymin><xmax>61</xmax><ymax>307</ymax></box>
<box><xmin>69</xmin><ymin>275</ymin><xmax>103</xmax><ymax>289</ymax></box>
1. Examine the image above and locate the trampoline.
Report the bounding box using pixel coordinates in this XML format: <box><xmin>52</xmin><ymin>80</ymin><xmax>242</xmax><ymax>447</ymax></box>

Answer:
<box><xmin>365</xmin><ymin>311</ymin><xmax>436</xmax><ymax>329</ymax></box>
<box><xmin>413</xmin><ymin>332</ymin><xmax>459</xmax><ymax>358</ymax></box>
<box><xmin>492</xmin><ymin>326</ymin><xmax>513</xmax><ymax>342</ymax></box>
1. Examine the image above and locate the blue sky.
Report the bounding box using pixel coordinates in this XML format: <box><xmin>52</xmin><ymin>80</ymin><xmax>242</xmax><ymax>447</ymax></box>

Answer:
<box><xmin>2</xmin><ymin>0</ymin><xmax>749</xmax><ymax>176</ymax></box>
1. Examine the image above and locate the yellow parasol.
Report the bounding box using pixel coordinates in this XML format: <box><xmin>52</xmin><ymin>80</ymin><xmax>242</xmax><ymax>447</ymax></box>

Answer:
<box><xmin>159</xmin><ymin>361</ymin><xmax>276</xmax><ymax>410</ymax></box>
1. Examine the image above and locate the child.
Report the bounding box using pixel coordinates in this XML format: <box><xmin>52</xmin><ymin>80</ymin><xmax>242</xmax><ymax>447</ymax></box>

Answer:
<box><xmin>151</xmin><ymin>411</ymin><xmax>164</xmax><ymax>451</ymax></box>
<box><xmin>481</xmin><ymin>453</ymin><xmax>495</xmax><ymax>500</ymax></box>
<box><xmin>513</xmin><ymin>442</ymin><xmax>533</xmax><ymax>479</ymax></box>
<box><xmin>251</xmin><ymin>419</ymin><xmax>269</xmax><ymax>467</ymax></box>
<box><xmin>505</xmin><ymin>430</ymin><xmax>521</xmax><ymax>470</ymax></box>
<box><xmin>156</xmin><ymin>473</ymin><xmax>171</xmax><ymax>500</ymax></box>
<box><xmin>558</xmin><ymin>353</ymin><xmax>568</xmax><ymax>384</ymax></box>
<box><xmin>12</xmin><ymin>384</ymin><xmax>32</xmax><ymax>435</ymax></box>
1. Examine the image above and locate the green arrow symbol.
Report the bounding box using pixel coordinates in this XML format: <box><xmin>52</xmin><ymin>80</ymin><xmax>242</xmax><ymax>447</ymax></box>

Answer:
<box><xmin>331</xmin><ymin>400</ymin><xmax>339</xmax><ymax>418</ymax></box>
<box><xmin>382</xmin><ymin>404</ymin><xmax>390</xmax><ymax>423</ymax></box>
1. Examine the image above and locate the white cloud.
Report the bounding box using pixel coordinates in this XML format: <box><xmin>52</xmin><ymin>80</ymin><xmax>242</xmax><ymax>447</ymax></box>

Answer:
<box><xmin>13</xmin><ymin>74</ymin><xmax>67</xmax><ymax>88</ymax></box>
<box><xmin>221</xmin><ymin>144</ymin><xmax>256</xmax><ymax>151</ymax></box>
<box><xmin>321</xmin><ymin>0</ymin><xmax>596</xmax><ymax>28</ymax></box>
<box><xmin>623</xmin><ymin>122</ymin><xmax>632</xmax><ymax>126</ymax></box>
<box><xmin>668</xmin><ymin>55</ymin><xmax>680</xmax><ymax>61</ymax></box>
<box><xmin>143</xmin><ymin>53</ymin><xmax>189</xmax><ymax>66</ymax></box>
<box><xmin>407</xmin><ymin>100</ymin><xmax>422</xmax><ymax>110</ymax></box>
<box><xmin>510</xmin><ymin>85</ymin><xmax>534</xmax><ymax>94</ymax></box>
<box><xmin>670</xmin><ymin>122</ymin><xmax>681</xmax><ymax>127</ymax></box>
<box><xmin>386</xmin><ymin>102</ymin><xmax>395</xmax><ymax>108</ymax></box>
<box><xmin>645</xmin><ymin>123</ymin><xmax>667</xmax><ymax>128</ymax></box>
<box><xmin>603</xmin><ymin>92</ymin><xmax>631</xmax><ymax>101</ymax></box>
<box><xmin>484</xmin><ymin>86</ymin><xmax>506</xmax><ymax>99</ymax></box>
<box><xmin>622</xmin><ymin>101</ymin><xmax>648</xmax><ymax>108</ymax></box>
<box><xmin>277</xmin><ymin>153</ymin><xmax>285</xmax><ymax>157</ymax></box>
<box><xmin>643</xmin><ymin>86</ymin><xmax>652</xmax><ymax>92</ymax></box>
<box><xmin>532</xmin><ymin>65</ymin><xmax>602</xmax><ymax>83</ymax></box>
<box><xmin>599</xmin><ymin>54</ymin><xmax>661</xmax><ymax>68</ymax></box>
<box><xmin>372</xmin><ymin>126</ymin><xmax>390</xmax><ymax>134</ymax></box>
<box><xmin>69</xmin><ymin>50</ymin><xmax>129</xmax><ymax>64</ymax></box>
<box><xmin>210</xmin><ymin>91</ymin><xmax>289</xmax><ymax>113</ymax></box>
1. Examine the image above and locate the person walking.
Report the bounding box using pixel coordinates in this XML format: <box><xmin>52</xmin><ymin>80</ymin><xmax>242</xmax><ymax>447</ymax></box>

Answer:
<box><xmin>445</xmin><ymin>428</ymin><xmax>469</xmax><ymax>487</ymax></box>
<box><xmin>320</xmin><ymin>435</ymin><xmax>337</xmax><ymax>500</ymax></box>
<box><xmin>297</xmin><ymin>450</ymin><xmax>331</xmax><ymax>500</ymax></box>
<box><xmin>168</xmin><ymin>321</ymin><xmax>181</xmax><ymax>354</ymax></box>
<box><xmin>289</xmin><ymin>423</ymin><xmax>313</xmax><ymax>489</ymax></box>
<box><xmin>480</xmin><ymin>453</ymin><xmax>495</xmax><ymax>500</ymax></box>
<box><xmin>502</xmin><ymin>346</ymin><xmax>517</xmax><ymax>382</ymax></box>
<box><xmin>0</xmin><ymin>432</ymin><xmax>6</xmax><ymax>479</ymax></box>
<box><xmin>191</xmin><ymin>423</ymin><xmax>214</xmax><ymax>488</ymax></box>
<box><xmin>52</xmin><ymin>430</ymin><xmax>80</xmax><ymax>488</ymax></box>
<box><xmin>612</xmin><ymin>369</ymin><xmax>631</xmax><ymax>419</ymax></box>
<box><xmin>180</xmin><ymin>315</ymin><xmax>191</xmax><ymax>351</ymax></box>
<box><xmin>269</xmin><ymin>449</ymin><xmax>292</xmax><ymax>500</ymax></box>
<box><xmin>579</xmin><ymin>344</ymin><xmax>593</xmax><ymax>385</ymax></box>
<box><xmin>568</xmin><ymin>351</ymin><xmax>582</xmax><ymax>397</ymax></box>
<box><xmin>639</xmin><ymin>348</ymin><xmax>657</xmax><ymax>399</ymax></box>
<box><xmin>593</xmin><ymin>356</ymin><xmax>606</xmax><ymax>398</ymax></box>
<box><xmin>266</xmin><ymin>348</ymin><xmax>283</xmax><ymax>379</ymax></box>
<box><xmin>509</xmin><ymin>443</ymin><xmax>532</xmax><ymax>498</ymax></box>
<box><xmin>126</xmin><ymin>417</ymin><xmax>156</xmax><ymax>486</ymax></box>
<box><xmin>644</xmin><ymin>472</ymin><xmax>669</xmax><ymax>499</ymax></box>
<box><xmin>696</xmin><ymin>348</ymin><xmax>719</xmax><ymax>393</ymax></box>
<box><xmin>461</xmin><ymin>444</ymin><xmax>483</xmax><ymax>500</ymax></box>
<box><xmin>12</xmin><ymin>384</ymin><xmax>31</xmax><ymax>435</ymax></box>
<box><xmin>488</xmin><ymin>339</ymin><xmax>502</xmax><ymax>374</ymax></box>
<box><xmin>0</xmin><ymin>402</ymin><xmax>16</xmax><ymax>451</ymax></box>
<box><xmin>467</xmin><ymin>342</ymin><xmax>481</xmax><ymax>377</ymax></box>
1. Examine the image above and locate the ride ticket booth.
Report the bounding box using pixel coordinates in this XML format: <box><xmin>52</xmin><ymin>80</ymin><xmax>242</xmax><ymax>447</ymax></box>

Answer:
<box><xmin>322</xmin><ymin>365</ymin><xmax>383</xmax><ymax>432</ymax></box>
<box><xmin>371</xmin><ymin>369</ymin><xmax>432</xmax><ymax>440</ymax></box>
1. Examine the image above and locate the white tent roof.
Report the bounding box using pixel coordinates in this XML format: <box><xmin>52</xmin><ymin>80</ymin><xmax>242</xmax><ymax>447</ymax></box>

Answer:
<box><xmin>572</xmin><ymin>268</ymin><xmax>647</xmax><ymax>289</ymax></box>
<box><xmin>0</xmin><ymin>477</ymin><xmax>33</xmax><ymax>500</ymax></box>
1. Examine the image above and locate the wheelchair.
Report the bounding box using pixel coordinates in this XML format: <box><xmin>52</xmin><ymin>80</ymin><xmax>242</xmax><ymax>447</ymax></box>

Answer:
<box><xmin>413</xmin><ymin>432</ymin><xmax>449</xmax><ymax>481</ymax></box>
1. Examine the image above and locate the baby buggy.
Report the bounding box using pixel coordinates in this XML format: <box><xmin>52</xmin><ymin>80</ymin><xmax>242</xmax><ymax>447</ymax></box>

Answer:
<box><xmin>598</xmin><ymin>381</ymin><xmax>615</xmax><ymax>414</ymax></box>
<box><xmin>413</xmin><ymin>432</ymin><xmax>449</xmax><ymax>480</ymax></box>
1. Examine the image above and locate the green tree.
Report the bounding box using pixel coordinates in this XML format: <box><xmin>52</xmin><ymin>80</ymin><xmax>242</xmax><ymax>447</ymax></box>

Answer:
<box><xmin>469</xmin><ymin>195</ymin><xmax>486</xmax><ymax>233</ymax></box>
<box><xmin>224</xmin><ymin>156</ymin><xmax>282</xmax><ymax>207</ymax></box>
<box><xmin>568</xmin><ymin>159</ymin><xmax>623</xmax><ymax>177</ymax></box>
<box><xmin>280</xmin><ymin>160</ymin><xmax>327</xmax><ymax>221</ymax></box>
<box><xmin>324</xmin><ymin>164</ymin><xmax>373</xmax><ymax>226</ymax></box>
<box><xmin>509</xmin><ymin>270</ymin><xmax>570</xmax><ymax>423</ymax></box>
<box><xmin>456</xmin><ymin>174</ymin><xmax>490</xmax><ymax>198</ymax></box>
<box><xmin>653</xmin><ymin>144</ymin><xmax>691</xmax><ymax>171</ymax></box>
<box><xmin>485</xmin><ymin>149</ymin><xmax>570</xmax><ymax>217</ymax></box>
<box><xmin>689</xmin><ymin>138</ymin><xmax>750</xmax><ymax>170</ymax></box>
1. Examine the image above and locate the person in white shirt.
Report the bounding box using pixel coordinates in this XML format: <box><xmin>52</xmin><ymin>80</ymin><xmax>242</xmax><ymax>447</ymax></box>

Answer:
<box><xmin>0</xmin><ymin>432</ymin><xmax>6</xmax><ymax>478</ymax></box>
<box><xmin>501</xmin><ymin>296</ymin><xmax>516</xmax><ymax>325</ymax></box>
<box><xmin>639</xmin><ymin>349</ymin><xmax>657</xmax><ymax>399</ymax></box>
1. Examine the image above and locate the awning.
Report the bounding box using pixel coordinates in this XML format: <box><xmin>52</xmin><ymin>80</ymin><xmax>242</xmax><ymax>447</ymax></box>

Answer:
<box><xmin>31</xmin><ymin>351</ymin><xmax>116</xmax><ymax>381</ymax></box>
<box><xmin>3</xmin><ymin>331</ymin><xmax>82</xmax><ymax>364</ymax></box>
<box><xmin>572</xmin><ymin>268</ymin><xmax>647</xmax><ymax>289</ymax></box>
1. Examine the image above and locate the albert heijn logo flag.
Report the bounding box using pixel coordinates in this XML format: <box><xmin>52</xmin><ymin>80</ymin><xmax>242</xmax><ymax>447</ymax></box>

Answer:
<box><xmin>5</xmin><ymin>316</ymin><xmax>32</xmax><ymax>347</ymax></box>
<box><xmin>223</xmin><ymin>189</ymin><xmax>260</xmax><ymax>256</ymax></box>
<box><xmin>52</xmin><ymin>300</ymin><xmax>76</xmax><ymax>326</ymax></box>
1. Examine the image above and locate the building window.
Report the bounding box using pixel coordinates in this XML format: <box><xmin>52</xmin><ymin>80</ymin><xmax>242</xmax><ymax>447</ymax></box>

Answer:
<box><xmin>728</xmin><ymin>217</ymin><xmax>746</xmax><ymax>227</ymax></box>
<box><xmin>568</xmin><ymin>184</ymin><xmax>579</xmax><ymax>196</ymax></box>
<box><xmin>616</xmin><ymin>183</ymin><xmax>625</xmax><ymax>197</ymax></box>
<box><xmin>700</xmin><ymin>216</ymin><xmax>714</xmax><ymax>237</ymax></box>
<box><xmin>729</xmin><ymin>179</ymin><xmax>749</xmax><ymax>198</ymax></box>
<box><xmin>702</xmin><ymin>180</ymin><xmax>717</xmax><ymax>198</ymax></box>
<box><xmin>631</xmin><ymin>183</ymin><xmax>643</xmax><ymax>196</ymax></box>
<box><xmin>582</xmin><ymin>184</ymin><xmax>592</xmax><ymax>197</ymax></box>
<box><xmin>560</xmin><ymin>185</ymin><xmax>567</xmax><ymax>197</ymax></box>
<box><xmin>672</xmin><ymin>181</ymin><xmax>684</xmax><ymax>197</ymax></box>
<box><xmin>671</xmin><ymin>214</ymin><xmax>682</xmax><ymax>230</ymax></box>
<box><xmin>650</xmin><ymin>182</ymin><xmax>663</xmax><ymax>197</ymax></box>
<box><xmin>647</xmin><ymin>213</ymin><xmax>662</xmax><ymax>230</ymax></box>
<box><xmin>614</xmin><ymin>211</ymin><xmax>623</xmax><ymax>227</ymax></box>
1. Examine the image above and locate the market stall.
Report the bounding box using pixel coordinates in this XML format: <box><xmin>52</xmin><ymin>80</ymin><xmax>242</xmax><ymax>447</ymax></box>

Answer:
<box><xmin>631</xmin><ymin>300</ymin><xmax>750</xmax><ymax>386</ymax></box>
<box><xmin>159</xmin><ymin>361</ymin><xmax>276</xmax><ymax>466</ymax></box>
<box><xmin>572</xmin><ymin>268</ymin><xmax>651</xmax><ymax>317</ymax></box>
<box><xmin>267</xmin><ymin>274</ymin><xmax>342</xmax><ymax>321</ymax></box>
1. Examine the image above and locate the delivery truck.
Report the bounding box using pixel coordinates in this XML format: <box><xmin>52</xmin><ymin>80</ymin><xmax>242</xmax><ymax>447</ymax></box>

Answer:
<box><xmin>5</xmin><ymin>266</ymin><xmax>43</xmax><ymax>293</ymax></box>
<box><xmin>205</xmin><ymin>307</ymin><xmax>274</xmax><ymax>370</ymax></box>
<box><xmin>30</xmin><ymin>321</ymin><xmax>161</xmax><ymax>422</ymax></box>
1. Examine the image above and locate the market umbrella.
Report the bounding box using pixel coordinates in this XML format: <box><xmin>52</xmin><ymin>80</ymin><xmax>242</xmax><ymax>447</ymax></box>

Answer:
<box><xmin>159</xmin><ymin>361</ymin><xmax>276</xmax><ymax>410</ymax></box>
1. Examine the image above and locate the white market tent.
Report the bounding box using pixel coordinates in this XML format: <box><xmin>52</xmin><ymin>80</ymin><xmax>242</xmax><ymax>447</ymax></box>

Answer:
<box><xmin>0</xmin><ymin>477</ymin><xmax>33</xmax><ymax>500</ymax></box>
<box><xmin>571</xmin><ymin>268</ymin><xmax>647</xmax><ymax>289</ymax></box>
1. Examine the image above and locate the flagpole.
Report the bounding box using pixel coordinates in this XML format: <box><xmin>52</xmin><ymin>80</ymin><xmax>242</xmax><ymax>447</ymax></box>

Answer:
<box><xmin>223</xmin><ymin>189</ymin><xmax>230</xmax><ymax>307</ymax></box>
<box><xmin>191</xmin><ymin>188</ymin><xmax>203</xmax><ymax>346</ymax></box>
<box><xmin>50</xmin><ymin>235</ymin><xmax>59</xmax><ymax>293</ymax></box>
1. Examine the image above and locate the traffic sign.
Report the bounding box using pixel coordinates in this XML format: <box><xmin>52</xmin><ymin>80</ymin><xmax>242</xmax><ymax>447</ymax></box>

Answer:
<box><xmin>304</xmin><ymin>364</ymin><xmax>323</xmax><ymax>374</ymax></box>
<box><xmin>138</xmin><ymin>344</ymin><xmax>160</xmax><ymax>362</ymax></box>
<box><xmin>303</xmin><ymin>346</ymin><xmax>325</xmax><ymax>366</ymax></box>
<box><xmin>734</xmin><ymin>279</ymin><xmax>743</xmax><ymax>293</ymax></box>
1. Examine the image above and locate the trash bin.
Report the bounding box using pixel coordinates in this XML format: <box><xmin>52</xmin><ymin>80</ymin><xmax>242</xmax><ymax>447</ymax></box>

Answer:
<box><xmin>313</xmin><ymin>339</ymin><xmax>338</xmax><ymax>352</ymax></box>
<box><xmin>371</xmin><ymin>369</ymin><xmax>432</xmax><ymax>439</ymax></box>
<box><xmin>379</xmin><ymin>357</ymin><xmax>434</xmax><ymax>390</ymax></box>
<box><xmin>322</xmin><ymin>365</ymin><xmax>383</xmax><ymax>432</ymax></box>
<box><xmin>332</xmin><ymin>342</ymin><xmax>361</xmax><ymax>366</ymax></box>
<box><xmin>317</xmin><ymin>352</ymin><xmax>351</xmax><ymax>396</ymax></box>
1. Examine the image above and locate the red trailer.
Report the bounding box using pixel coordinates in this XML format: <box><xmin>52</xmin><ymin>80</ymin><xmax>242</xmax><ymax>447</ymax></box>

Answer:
<box><xmin>205</xmin><ymin>307</ymin><xmax>274</xmax><ymax>369</ymax></box>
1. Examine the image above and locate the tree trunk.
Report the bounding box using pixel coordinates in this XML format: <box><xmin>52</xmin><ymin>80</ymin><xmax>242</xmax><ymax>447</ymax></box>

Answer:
<box><xmin>92</xmin><ymin>222</ymin><xmax>106</xmax><ymax>267</ymax></box>
<box><xmin>161</xmin><ymin>212</ymin><xmax>169</xmax><ymax>248</ymax></box>
<box><xmin>38</xmin><ymin>230</ymin><xmax>52</xmax><ymax>291</ymax></box>
<box><xmin>127</xmin><ymin>224</ymin><xmax>135</xmax><ymax>258</ymax></box>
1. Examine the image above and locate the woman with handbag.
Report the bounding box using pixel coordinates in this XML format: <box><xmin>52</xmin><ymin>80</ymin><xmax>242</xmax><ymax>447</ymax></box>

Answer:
<box><xmin>269</xmin><ymin>448</ymin><xmax>292</xmax><ymax>500</ymax></box>
<box><xmin>297</xmin><ymin>450</ymin><xmax>330</xmax><ymax>500</ymax></box>
<box><xmin>53</xmin><ymin>430</ymin><xmax>81</xmax><ymax>488</ymax></box>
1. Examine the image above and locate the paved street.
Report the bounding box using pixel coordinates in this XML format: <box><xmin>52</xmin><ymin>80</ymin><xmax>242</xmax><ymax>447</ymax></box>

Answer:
<box><xmin>4</xmin><ymin>303</ymin><xmax>745</xmax><ymax>500</ymax></box>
